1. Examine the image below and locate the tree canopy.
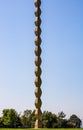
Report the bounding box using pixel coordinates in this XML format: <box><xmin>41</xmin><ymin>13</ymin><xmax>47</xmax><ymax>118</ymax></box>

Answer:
<box><xmin>0</xmin><ymin>109</ymin><xmax>82</xmax><ymax>128</ymax></box>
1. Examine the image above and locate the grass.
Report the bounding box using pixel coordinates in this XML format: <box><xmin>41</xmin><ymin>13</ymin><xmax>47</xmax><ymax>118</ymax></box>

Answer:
<box><xmin>0</xmin><ymin>129</ymin><xmax>82</xmax><ymax>130</ymax></box>
<box><xmin>0</xmin><ymin>128</ymin><xmax>83</xmax><ymax>130</ymax></box>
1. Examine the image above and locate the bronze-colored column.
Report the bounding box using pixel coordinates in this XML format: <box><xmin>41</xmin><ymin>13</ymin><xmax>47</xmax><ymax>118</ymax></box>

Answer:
<box><xmin>34</xmin><ymin>0</ymin><xmax>42</xmax><ymax>128</ymax></box>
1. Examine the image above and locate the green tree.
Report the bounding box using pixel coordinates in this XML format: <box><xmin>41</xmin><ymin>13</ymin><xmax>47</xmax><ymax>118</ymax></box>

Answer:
<box><xmin>58</xmin><ymin>111</ymin><xmax>66</xmax><ymax>119</ymax></box>
<box><xmin>68</xmin><ymin>114</ymin><xmax>82</xmax><ymax>128</ymax></box>
<box><xmin>42</xmin><ymin>111</ymin><xmax>58</xmax><ymax>128</ymax></box>
<box><xmin>21</xmin><ymin>109</ymin><xmax>33</xmax><ymax>127</ymax></box>
<box><xmin>57</xmin><ymin>111</ymin><xmax>67</xmax><ymax>128</ymax></box>
<box><xmin>2</xmin><ymin>109</ymin><xmax>22</xmax><ymax>128</ymax></box>
<box><xmin>0</xmin><ymin>117</ymin><xmax>4</xmax><ymax>127</ymax></box>
<box><xmin>29</xmin><ymin>110</ymin><xmax>36</xmax><ymax>128</ymax></box>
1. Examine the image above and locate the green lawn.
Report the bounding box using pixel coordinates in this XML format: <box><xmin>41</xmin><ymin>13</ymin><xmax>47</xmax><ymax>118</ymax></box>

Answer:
<box><xmin>0</xmin><ymin>128</ymin><xmax>83</xmax><ymax>130</ymax></box>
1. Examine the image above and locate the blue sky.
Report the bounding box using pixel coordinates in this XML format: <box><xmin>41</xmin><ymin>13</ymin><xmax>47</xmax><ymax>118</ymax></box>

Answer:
<box><xmin>0</xmin><ymin>0</ymin><xmax>83</xmax><ymax>121</ymax></box>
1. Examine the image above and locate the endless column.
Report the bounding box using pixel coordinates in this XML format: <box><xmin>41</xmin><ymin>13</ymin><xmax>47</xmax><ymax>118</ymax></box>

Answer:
<box><xmin>34</xmin><ymin>0</ymin><xmax>42</xmax><ymax>128</ymax></box>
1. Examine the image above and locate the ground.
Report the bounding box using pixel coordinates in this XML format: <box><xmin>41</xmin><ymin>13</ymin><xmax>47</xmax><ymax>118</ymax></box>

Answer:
<box><xmin>0</xmin><ymin>128</ymin><xmax>83</xmax><ymax>130</ymax></box>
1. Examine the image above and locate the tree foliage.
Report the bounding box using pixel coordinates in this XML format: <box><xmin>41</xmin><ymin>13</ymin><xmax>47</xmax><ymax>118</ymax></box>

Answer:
<box><xmin>0</xmin><ymin>109</ymin><xmax>82</xmax><ymax>128</ymax></box>
<box><xmin>21</xmin><ymin>109</ymin><xmax>36</xmax><ymax>128</ymax></box>
<box><xmin>42</xmin><ymin>111</ymin><xmax>58</xmax><ymax>128</ymax></box>
<box><xmin>67</xmin><ymin>114</ymin><xmax>82</xmax><ymax>128</ymax></box>
<box><xmin>2</xmin><ymin>109</ymin><xmax>22</xmax><ymax>128</ymax></box>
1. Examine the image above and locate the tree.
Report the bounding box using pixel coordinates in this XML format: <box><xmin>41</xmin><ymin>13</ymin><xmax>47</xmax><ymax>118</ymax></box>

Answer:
<box><xmin>21</xmin><ymin>109</ymin><xmax>33</xmax><ymax>127</ymax></box>
<box><xmin>57</xmin><ymin>111</ymin><xmax>67</xmax><ymax>128</ymax></box>
<box><xmin>42</xmin><ymin>111</ymin><xmax>58</xmax><ymax>128</ymax></box>
<box><xmin>0</xmin><ymin>117</ymin><xmax>4</xmax><ymax>127</ymax></box>
<box><xmin>58</xmin><ymin>111</ymin><xmax>66</xmax><ymax>119</ymax></box>
<box><xmin>29</xmin><ymin>110</ymin><xmax>36</xmax><ymax>128</ymax></box>
<box><xmin>2</xmin><ymin>109</ymin><xmax>22</xmax><ymax>128</ymax></box>
<box><xmin>68</xmin><ymin>114</ymin><xmax>82</xmax><ymax>128</ymax></box>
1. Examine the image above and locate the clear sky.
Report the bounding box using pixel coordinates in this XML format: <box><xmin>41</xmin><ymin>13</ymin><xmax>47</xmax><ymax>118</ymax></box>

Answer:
<box><xmin>0</xmin><ymin>0</ymin><xmax>83</xmax><ymax>121</ymax></box>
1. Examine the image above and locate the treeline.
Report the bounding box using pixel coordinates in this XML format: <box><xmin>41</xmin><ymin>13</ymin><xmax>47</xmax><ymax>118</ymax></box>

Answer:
<box><xmin>0</xmin><ymin>109</ymin><xmax>82</xmax><ymax>128</ymax></box>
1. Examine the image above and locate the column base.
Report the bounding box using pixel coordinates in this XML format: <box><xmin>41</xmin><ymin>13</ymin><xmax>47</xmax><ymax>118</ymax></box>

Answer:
<box><xmin>35</xmin><ymin>119</ymin><xmax>42</xmax><ymax>128</ymax></box>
